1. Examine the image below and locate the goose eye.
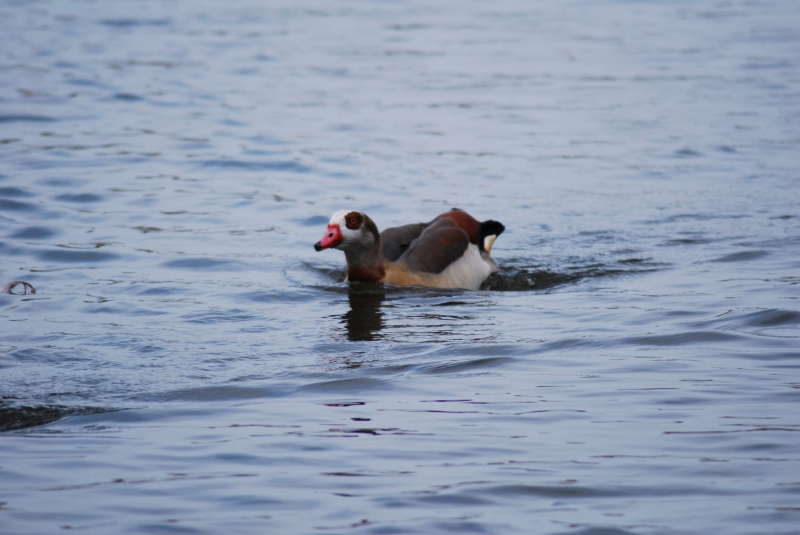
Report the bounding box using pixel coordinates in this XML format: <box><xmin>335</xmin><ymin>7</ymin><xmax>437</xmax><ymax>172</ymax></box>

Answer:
<box><xmin>349</xmin><ymin>219</ymin><xmax>356</xmax><ymax>225</ymax></box>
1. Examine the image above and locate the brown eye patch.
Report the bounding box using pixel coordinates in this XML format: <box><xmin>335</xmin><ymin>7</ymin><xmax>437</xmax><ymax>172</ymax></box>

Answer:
<box><xmin>344</xmin><ymin>211</ymin><xmax>363</xmax><ymax>230</ymax></box>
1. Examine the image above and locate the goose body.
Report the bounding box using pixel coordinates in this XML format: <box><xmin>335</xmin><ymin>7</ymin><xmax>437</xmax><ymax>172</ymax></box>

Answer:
<box><xmin>314</xmin><ymin>209</ymin><xmax>505</xmax><ymax>290</ymax></box>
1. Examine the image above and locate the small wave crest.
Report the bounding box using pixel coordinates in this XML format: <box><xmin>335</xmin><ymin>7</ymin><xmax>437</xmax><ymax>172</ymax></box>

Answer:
<box><xmin>482</xmin><ymin>262</ymin><xmax>657</xmax><ymax>291</ymax></box>
<box><xmin>301</xmin><ymin>259</ymin><xmax>656</xmax><ymax>292</ymax></box>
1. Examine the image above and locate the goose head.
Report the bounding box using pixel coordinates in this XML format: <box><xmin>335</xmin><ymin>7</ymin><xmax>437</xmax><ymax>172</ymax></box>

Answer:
<box><xmin>314</xmin><ymin>210</ymin><xmax>380</xmax><ymax>254</ymax></box>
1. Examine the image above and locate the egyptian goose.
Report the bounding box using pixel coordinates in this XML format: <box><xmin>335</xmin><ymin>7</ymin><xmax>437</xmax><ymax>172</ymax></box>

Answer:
<box><xmin>314</xmin><ymin>209</ymin><xmax>505</xmax><ymax>290</ymax></box>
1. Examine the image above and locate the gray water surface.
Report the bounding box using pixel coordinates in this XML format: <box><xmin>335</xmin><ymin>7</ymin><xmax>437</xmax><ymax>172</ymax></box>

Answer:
<box><xmin>1</xmin><ymin>1</ymin><xmax>799</xmax><ymax>534</ymax></box>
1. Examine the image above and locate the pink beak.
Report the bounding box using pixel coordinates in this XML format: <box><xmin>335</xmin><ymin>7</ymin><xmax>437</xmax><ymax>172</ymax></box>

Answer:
<box><xmin>314</xmin><ymin>224</ymin><xmax>343</xmax><ymax>251</ymax></box>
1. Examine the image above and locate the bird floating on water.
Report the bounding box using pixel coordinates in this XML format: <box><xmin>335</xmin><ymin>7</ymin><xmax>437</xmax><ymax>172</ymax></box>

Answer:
<box><xmin>314</xmin><ymin>208</ymin><xmax>504</xmax><ymax>290</ymax></box>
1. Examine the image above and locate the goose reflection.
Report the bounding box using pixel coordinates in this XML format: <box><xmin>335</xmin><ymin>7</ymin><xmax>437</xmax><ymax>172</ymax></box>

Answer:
<box><xmin>342</xmin><ymin>283</ymin><xmax>385</xmax><ymax>341</ymax></box>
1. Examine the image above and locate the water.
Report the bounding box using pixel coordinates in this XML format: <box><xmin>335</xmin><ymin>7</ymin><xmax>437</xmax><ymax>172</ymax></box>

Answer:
<box><xmin>1</xmin><ymin>0</ymin><xmax>799</xmax><ymax>533</ymax></box>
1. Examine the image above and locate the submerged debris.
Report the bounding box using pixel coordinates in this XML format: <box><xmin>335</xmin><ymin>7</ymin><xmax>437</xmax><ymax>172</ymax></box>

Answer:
<box><xmin>0</xmin><ymin>404</ymin><xmax>110</xmax><ymax>432</ymax></box>
<box><xmin>1</xmin><ymin>281</ymin><xmax>36</xmax><ymax>295</ymax></box>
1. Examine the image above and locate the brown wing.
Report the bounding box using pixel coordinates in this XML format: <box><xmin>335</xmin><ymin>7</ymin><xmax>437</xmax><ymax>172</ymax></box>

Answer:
<box><xmin>397</xmin><ymin>218</ymin><xmax>469</xmax><ymax>274</ymax></box>
<box><xmin>437</xmin><ymin>208</ymin><xmax>481</xmax><ymax>244</ymax></box>
<box><xmin>437</xmin><ymin>208</ymin><xmax>505</xmax><ymax>252</ymax></box>
<box><xmin>381</xmin><ymin>222</ymin><xmax>428</xmax><ymax>262</ymax></box>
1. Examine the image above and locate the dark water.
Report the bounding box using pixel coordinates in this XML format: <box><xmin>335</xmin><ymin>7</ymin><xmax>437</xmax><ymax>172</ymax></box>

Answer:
<box><xmin>1</xmin><ymin>1</ymin><xmax>799</xmax><ymax>534</ymax></box>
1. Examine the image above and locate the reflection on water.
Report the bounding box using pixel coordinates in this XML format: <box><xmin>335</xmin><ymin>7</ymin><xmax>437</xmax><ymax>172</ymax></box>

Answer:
<box><xmin>342</xmin><ymin>284</ymin><xmax>386</xmax><ymax>341</ymax></box>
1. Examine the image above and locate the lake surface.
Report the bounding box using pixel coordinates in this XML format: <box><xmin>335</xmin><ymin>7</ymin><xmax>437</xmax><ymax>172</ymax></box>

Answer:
<box><xmin>1</xmin><ymin>1</ymin><xmax>799</xmax><ymax>534</ymax></box>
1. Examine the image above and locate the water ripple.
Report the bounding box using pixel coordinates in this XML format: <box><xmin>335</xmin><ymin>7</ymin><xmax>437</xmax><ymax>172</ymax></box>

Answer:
<box><xmin>1</xmin><ymin>1</ymin><xmax>798</xmax><ymax>534</ymax></box>
<box><xmin>197</xmin><ymin>159</ymin><xmax>312</xmax><ymax>172</ymax></box>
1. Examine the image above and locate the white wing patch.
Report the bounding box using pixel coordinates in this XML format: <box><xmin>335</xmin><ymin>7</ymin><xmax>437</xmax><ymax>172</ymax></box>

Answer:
<box><xmin>433</xmin><ymin>244</ymin><xmax>496</xmax><ymax>290</ymax></box>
